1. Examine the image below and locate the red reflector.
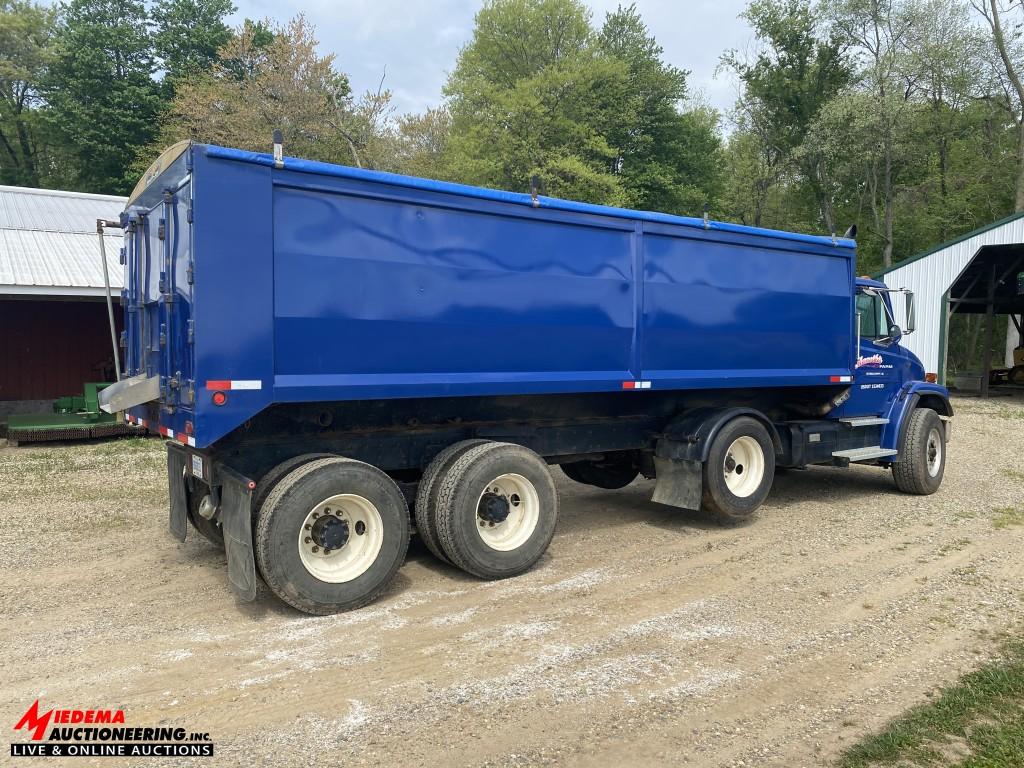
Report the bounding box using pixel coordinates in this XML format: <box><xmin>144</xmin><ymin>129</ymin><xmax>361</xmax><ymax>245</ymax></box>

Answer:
<box><xmin>176</xmin><ymin>433</ymin><xmax>188</xmax><ymax>444</ymax></box>
<box><xmin>247</xmin><ymin>480</ymin><xmax>256</xmax><ymax>490</ymax></box>
<box><xmin>206</xmin><ymin>380</ymin><xmax>231</xmax><ymax>390</ymax></box>
<box><xmin>829</xmin><ymin>376</ymin><xmax>841</xmax><ymax>382</ymax></box>
<box><xmin>212</xmin><ymin>391</ymin><xmax>227</xmax><ymax>406</ymax></box>
<box><xmin>185</xmin><ymin>420</ymin><xmax>194</xmax><ymax>435</ymax></box>
<box><xmin>621</xmin><ymin>381</ymin><xmax>636</xmax><ymax>389</ymax></box>
<box><xmin>925</xmin><ymin>372</ymin><xmax>937</xmax><ymax>383</ymax></box>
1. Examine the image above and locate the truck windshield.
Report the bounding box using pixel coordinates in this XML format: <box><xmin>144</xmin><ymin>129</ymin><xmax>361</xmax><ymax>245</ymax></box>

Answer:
<box><xmin>856</xmin><ymin>291</ymin><xmax>885</xmax><ymax>340</ymax></box>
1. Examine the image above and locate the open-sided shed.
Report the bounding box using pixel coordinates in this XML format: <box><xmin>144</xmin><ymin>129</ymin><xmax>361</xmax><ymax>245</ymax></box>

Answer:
<box><xmin>876</xmin><ymin>212</ymin><xmax>1024</xmax><ymax>393</ymax></box>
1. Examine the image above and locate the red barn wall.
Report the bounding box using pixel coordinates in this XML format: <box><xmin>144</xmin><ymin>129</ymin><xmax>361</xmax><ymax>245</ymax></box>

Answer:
<box><xmin>0</xmin><ymin>298</ymin><xmax>123</xmax><ymax>401</ymax></box>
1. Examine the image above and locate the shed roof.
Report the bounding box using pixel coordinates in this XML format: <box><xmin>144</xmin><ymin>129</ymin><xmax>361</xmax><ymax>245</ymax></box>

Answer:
<box><xmin>0</xmin><ymin>185</ymin><xmax>126</xmax><ymax>297</ymax></box>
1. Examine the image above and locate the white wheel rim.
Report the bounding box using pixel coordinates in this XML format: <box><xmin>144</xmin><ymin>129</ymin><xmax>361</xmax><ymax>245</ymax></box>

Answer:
<box><xmin>475</xmin><ymin>473</ymin><xmax>540</xmax><ymax>552</ymax></box>
<box><xmin>926</xmin><ymin>428</ymin><xmax>943</xmax><ymax>477</ymax></box>
<box><xmin>297</xmin><ymin>494</ymin><xmax>384</xmax><ymax>583</ymax></box>
<box><xmin>723</xmin><ymin>436</ymin><xmax>765</xmax><ymax>498</ymax></box>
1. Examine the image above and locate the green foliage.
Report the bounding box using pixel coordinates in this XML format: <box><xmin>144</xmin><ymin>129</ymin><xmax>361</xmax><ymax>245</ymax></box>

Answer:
<box><xmin>722</xmin><ymin>0</ymin><xmax>851</xmax><ymax>233</ymax></box>
<box><xmin>444</xmin><ymin>0</ymin><xmax>721</xmax><ymax>211</ymax></box>
<box><xmin>0</xmin><ymin>0</ymin><xmax>56</xmax><ymax>186</ymax></box>
<box><xmin>151</xmin><ymin>0</ymin><xmax>235</xmax><ymax>88</ymax></box>
<box><xmin>43</xmin><ymin>0</ymin><xmax>162</xmax><ymax>194</ymax></box>
<box><xmin>145</xmin><ymin>15</ymin><xmax>397</xmax><ymax>176</ymax></box>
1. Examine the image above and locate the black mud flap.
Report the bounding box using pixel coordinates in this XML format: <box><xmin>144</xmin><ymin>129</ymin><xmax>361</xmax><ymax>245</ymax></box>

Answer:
<box><xmin>651</xmin><ymin>456</ymin><xmax>702</xmax><ymax>511</ymax></box>
<box><xmin>218</xmin><ymin>465</ymin><xmax>258</xmax><ymax>602</ymax></box>
<box><xmin>167</xmin><ymin>444</ymin><xmax>189</xmax><ymax>542</ymax></box>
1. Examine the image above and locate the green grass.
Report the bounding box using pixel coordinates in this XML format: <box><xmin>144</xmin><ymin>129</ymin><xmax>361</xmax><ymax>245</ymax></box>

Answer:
<box><xmin>837</xmin><ymin>639</ymin><xmax>1024</xmax><ymax>767</ymax></box>
<box><xmin>993</xmin><ymin>506</ymin><xmax>1024</xmax><ymax>530</ymax></box>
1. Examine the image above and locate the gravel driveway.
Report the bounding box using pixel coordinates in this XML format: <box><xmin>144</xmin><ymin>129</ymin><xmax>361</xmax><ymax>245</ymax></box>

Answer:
<box><xmin>1</xmin><ymin>396</ymin><xmax>1022</xmax><ymax>767</ymax></box>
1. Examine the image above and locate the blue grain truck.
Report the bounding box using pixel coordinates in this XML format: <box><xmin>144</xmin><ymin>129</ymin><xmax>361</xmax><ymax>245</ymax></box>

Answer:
<box><xmin>99</xmin><ymin>141</ymin><xmax>953</xmax><ymax>615</ymax></box>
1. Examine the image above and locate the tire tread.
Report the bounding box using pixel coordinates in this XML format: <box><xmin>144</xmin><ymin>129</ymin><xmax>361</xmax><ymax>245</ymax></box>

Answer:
<box><xmin>255</xmin><ymin>456</ymin><xmax>410</xmax><ymax>614</ymax></box>
<box><xmin>414</xmin><ymin>440</ymin><xmax>486</xmax><ymax>564</ymax></box>
<box><xmin>892</xmin><ymin>408</ymin><xmax>943</xmax><ymax>495</ymax></box>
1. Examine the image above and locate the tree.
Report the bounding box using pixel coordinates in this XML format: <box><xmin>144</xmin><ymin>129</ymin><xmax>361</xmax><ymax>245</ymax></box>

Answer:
<box><xmin>973</xmin><ymin>0</ymin><xmax>1024</xmax><ymax>212</ymax></box>
<box><xmin>445</xmin><ymin>0</ymin><xmax>628</xmax><ymax>204</ymax></box>
<box><xmin>391</xmin><ymin>106</ymin><xmax>452</xmax><ymax>179</ymax></box>
<box><xmin>44</xmin><ymin>0</ymin><xmax>162</xmax><ymax>193</ymax></box>
<box><xmin>444</xmin><ymin>0</ymin><xmax>720</xmax><ymax>210</ymax></box>
<box><xmin>0</xmin><ymin>0</ymin><xmax>55</xmax><ymax>187</ymax></box>
<box><xmin>597</xmin><ymin>4</ymin><xmax>722</xmax><ymax>213</ymax></box>
<box><xmin>148</xmin><ymin>16</ymin><xmax>394</xmax><ymax>171</ymax></box>
<box><xmin>722</xmin><ymin>0</ymin><xmax>851</xmax><ymax>233</ymax></box>
<box><xmin>151</xmin><ymin>0</ymin><xmax>235</xmax><ymax>88</ymax></box>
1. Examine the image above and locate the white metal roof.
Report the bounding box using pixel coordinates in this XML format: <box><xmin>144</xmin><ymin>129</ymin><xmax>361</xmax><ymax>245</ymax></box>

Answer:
<box><xmin>878</xmin><ymin>213</ymin><xmax>1024</xmax><ymax>377</ymax></box>
<box><xmin>0</xmin><ymin>184</ymin><xmax>126</xmax><ymax>297</ymax></box>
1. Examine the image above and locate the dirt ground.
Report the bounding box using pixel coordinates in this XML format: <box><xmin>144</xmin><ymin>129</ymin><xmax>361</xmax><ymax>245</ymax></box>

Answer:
<box><xmin>1</xmin><ymin>396</ymin><xmax>1023</xmax><ymax>767</ymax></box>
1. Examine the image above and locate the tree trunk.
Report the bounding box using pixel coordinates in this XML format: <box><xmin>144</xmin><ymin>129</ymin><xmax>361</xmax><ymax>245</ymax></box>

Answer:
<box><xmin>882</xmin><ymin>146</ymin><xmax>894</xmax><ymax>268</ymax></box>
<box><xmin>1016</xmin><ymin>119</ymin><xmax>1024</xmax><ymax>212</ymax></box>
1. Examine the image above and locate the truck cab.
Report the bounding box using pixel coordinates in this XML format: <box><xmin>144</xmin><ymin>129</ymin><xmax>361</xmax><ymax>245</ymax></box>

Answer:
<box><xmin>829</xmin><ymin>277</ymin><xmax>951</xmax><ymax>463</ymax></box>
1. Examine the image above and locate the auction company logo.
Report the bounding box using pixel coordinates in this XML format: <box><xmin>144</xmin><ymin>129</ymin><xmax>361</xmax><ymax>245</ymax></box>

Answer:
<box><xmin>11</xmin><ymin>699</ymin><xmax>214</xmax><ymax>758</ymax></box>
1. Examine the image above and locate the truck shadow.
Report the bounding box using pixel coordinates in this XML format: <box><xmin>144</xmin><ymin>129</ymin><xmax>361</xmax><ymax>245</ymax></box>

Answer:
<box><xmin>551</xmin><ymin>464</ymin><xmax>902</xmax><ymax>537</ymax></box>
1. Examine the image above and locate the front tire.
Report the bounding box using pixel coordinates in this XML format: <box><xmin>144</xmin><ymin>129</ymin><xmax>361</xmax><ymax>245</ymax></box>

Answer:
<box><xmin>892</xmin><ymin>407</ymin><xmax>945</xmax><ymax>494</ymax></box>
<box><xmin>435</xmin><ymin>442</ymin><xmax>558</xmax><ymax>579</ymax></box>
<box><xmin>701</xmin><ymin>417</ymin><xmax>775</xmax><ymax>524</ymax></box>
<box><xmin>255</xmin><ymin>457</ymin><xmax>410</xmax><ymax>614</ymax></box>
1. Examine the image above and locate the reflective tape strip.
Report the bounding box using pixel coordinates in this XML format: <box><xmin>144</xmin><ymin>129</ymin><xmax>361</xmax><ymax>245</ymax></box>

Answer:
<box><xmin>621</xmin><ymin>381</ymin><xmax>652</xmax><ymax>390</ymax></box>
<box><xmin>205</xmin><ymin>380</ymin><xmax>262</xmax><ymax>391</ymax></box>
<box><xmin>830</xmin><ymin>375</ymin><xmax>853</xmax><ymax>383</ymax></box>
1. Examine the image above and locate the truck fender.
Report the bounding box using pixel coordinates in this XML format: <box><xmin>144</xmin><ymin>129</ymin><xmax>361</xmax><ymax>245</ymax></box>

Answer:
<box><xmin>650</xmin><ymin>407</ymin><xmax>781</xmax><ymax>512</ymax></box>
<box><xmin>655</xmin><ymin>407</ymin><xmax>782</xmax><ymax>463</ymax></box>
<box><xmin>883</xmin><ymin>384</ymin><xmax>953</xmax><ymax>453</ymax></box>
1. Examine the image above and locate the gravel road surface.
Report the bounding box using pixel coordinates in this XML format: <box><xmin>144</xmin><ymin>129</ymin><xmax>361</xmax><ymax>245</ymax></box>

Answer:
<box><xmin>1</xmin><ymin>396</ymin><xmax>1022</xmax><ymax>767</ymax></box>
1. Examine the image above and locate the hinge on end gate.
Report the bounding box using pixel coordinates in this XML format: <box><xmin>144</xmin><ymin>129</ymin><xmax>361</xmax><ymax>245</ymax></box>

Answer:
<box><xmin>158</xmin><ymin>219</ymin><xmax>166</xmax><ymax>240</ymax></box>
<box><xmin>159</xmin><ymin>323</ymin><xmax>167</xmax><ymax>348</ymax></box>
<box><xmin>182</xmin><ymin>382</ymin><xmax>195</xmax><ymax>405</ymax></box>
<box><xmin>187</xmin><ymin>319</ymin><xmax>194</xmax><ymax>344</ymax></box>
<box><xmin>159</xmin><ymin>274</ymin><xmax>166</xmax><ymax>293</ymax></box>
<box><xmin>119</xmin><ymin>330</ymin><xmax>127</xmax><ymax>348</ymax></box>
<box><xmin>186</xmin><ymin>264</ymin><xmax>193</xmax><ymax>284</ymax></box>
<box><xmin>187</xmin><ymin>205</ymin><xmax>193</xmax><ymax>223</ymax></box>
<box><xmin>119</xmin><ymin>247</ymin><xmax>125</xmax><ymax>265</ymax></box>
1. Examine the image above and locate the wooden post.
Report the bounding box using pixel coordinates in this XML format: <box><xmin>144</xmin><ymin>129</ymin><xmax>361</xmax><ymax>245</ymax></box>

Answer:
<box><xmin>981</xmin><ymin>263</ymin><xmax>997</xmax><ymax>397</ymax></box>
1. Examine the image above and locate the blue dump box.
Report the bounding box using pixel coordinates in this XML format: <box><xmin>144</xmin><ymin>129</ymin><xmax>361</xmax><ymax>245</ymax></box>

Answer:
<box><xmin>100</xmin><ymin>142</ymin><xmax>952</xmax><ymax>614</ymax></box>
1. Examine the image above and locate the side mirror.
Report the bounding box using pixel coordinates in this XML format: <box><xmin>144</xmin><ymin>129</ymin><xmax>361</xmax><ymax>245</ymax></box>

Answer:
<box><xmin>904</xmin><ymin>292</ymin><xmax>916</xmax><ymax>334</ymax></box>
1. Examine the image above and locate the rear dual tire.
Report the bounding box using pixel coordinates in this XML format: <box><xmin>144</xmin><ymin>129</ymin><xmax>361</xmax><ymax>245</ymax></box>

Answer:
<box><xmin>414</xmin><ymin>439</ymin><xmax>487</xmax><ymax>564</ymax></box>
<box><xmin>434</xmin><ymin>442</ymin><xmax>558</xmax><ymax>579</ymax></box>
<box><xmin>255</xmin><ymin>457</ymin><xmax>410</xmax><ymax>615</ymax></box>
